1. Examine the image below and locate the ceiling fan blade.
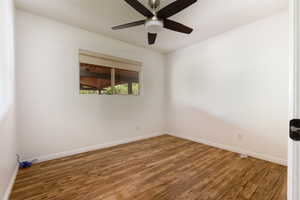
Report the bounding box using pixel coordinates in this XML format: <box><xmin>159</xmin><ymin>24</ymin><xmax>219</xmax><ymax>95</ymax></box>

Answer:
<box><xmin>148</xmin><ymin>33</ymin><xmax>157</xmax><ymax>45</ymax></box>
<box><xmin>164</xmin><ymin>19</ymin><xmax>193</xmax><ymax>34</ymax></box>
<box><xmin>157</xmin><ymin>0</ymin><xmax>197</xmax><ymax>19</ymax></box>
<box><xmin>124</xmin><ymin>0</ymin><xmax>154</xmax><ymax>18</ymax></box>
<box><xmin>112</xmin><ymin>20</ymin><xmax>145</xmax><ymax>30</ymax></box>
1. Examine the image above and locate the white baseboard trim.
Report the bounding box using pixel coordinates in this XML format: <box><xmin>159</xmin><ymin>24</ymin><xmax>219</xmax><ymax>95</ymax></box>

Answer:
<box><xmin>3</xmin><ymin>164</ymin><xmax>19</xmax><ymax>200</ymax></box>
<box><xmin>32</xmin><ymin>133</ymin><xmax>164</xmax><ymax>163</ymax></box>
<box><xmin>168</xmin><ymin>133</ymin><xmax>287</xmax><ymax>166</ymax></box>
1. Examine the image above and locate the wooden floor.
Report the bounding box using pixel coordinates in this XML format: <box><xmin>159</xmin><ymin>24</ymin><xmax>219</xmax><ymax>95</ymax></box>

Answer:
<box><xmin>11</xmin><ymin>135</ymin><xmax>287</xmax><ymax>200</ymax></box>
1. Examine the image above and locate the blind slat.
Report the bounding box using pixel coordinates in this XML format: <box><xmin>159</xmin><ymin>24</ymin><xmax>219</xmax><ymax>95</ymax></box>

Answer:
<box><xmin>79</xmin><ymin>50</ymin><xmax>142</xmax><ymax>72</ymax></box>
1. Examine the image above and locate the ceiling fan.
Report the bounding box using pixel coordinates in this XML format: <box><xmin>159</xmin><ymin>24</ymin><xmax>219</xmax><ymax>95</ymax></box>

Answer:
<box><xmin>112</xmin><ymin>0</ymin><xmax>197</xmax><ymax>45</ymax></box>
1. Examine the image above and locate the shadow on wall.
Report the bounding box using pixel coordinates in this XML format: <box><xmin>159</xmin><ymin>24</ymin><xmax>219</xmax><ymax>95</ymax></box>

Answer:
<box><xmin>166</xmin><ymin>103</ymin><xmax>285</xmax><ymax>160</ymax></box>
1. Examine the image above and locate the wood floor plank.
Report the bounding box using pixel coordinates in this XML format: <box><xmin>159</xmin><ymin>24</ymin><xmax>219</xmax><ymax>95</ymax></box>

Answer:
<box><xmin>10</xmin><ymin>135</ymin><xmax>287</xmax><ymax>200</ymax></box>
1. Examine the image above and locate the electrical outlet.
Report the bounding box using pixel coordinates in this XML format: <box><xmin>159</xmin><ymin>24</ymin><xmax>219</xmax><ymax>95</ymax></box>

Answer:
<box><xmin>136</xmin><ymin>126</ymin><xmax>141</xmax><ymax>131</ymax></box>
<box><xmin>237</xmin><ymin>133</ymin><xmax>243</xmax><ymax>141</ymax></box>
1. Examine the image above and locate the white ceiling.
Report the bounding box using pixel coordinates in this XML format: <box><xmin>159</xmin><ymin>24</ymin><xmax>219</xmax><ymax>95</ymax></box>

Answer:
<box><xmin>15</xmin><ymin>0</ymin><xmax>288</xmax><ymax>53</ymax></box>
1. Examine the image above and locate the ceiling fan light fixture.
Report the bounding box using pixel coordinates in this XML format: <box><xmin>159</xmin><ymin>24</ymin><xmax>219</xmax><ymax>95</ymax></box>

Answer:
<box><xmin>145</xmin><ymin>19</ymin><xmax>163</xmax><ymax>34</ymax></box>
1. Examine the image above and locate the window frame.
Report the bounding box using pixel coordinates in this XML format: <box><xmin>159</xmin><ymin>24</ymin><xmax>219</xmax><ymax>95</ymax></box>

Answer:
<box><xmin>79</xmin><ymin>49</ymin><xmax>142</xmax><ymax>96</ymax></box>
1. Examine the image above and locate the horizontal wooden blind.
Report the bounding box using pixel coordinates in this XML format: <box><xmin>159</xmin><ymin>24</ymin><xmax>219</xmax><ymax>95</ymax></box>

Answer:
<box><xmin>79</xmin><ymin>49</ymin><xmax>142</xmax><ymax>72</ymax></box>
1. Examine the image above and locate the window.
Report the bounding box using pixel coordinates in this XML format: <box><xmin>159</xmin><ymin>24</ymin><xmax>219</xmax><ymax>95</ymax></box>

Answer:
<box><xmin>79</xmin><ymin>50</ymin><xmax>141</xmax><ymax>95</ymax></box>
<box><xmin>115</xmin><ymin>68</ymin><xmax>139</xmax><ymax>96</ymax></box>
<box><xmin>80</xmin><ymin>64</ymin><xmax>112</xmax><ymax>95</ymax></box>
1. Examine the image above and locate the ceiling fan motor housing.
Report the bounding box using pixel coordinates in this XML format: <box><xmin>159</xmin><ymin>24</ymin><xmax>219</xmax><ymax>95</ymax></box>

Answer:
<box><xmin>145</xmin><ymin>17</ymin><xmax>163</xmax><ymax>33</ymax></box>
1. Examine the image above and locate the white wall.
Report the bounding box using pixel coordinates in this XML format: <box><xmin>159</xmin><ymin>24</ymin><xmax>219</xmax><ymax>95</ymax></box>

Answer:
<box><xmin>16</xmin><ymin>11</ymin><xmax>165</xmax><ymax>160</ymax></box>
<box><xmin>16</xmin><ymin>9</ymin><xmax>289</xmax><ymax>166</ymax></box>
<box><xmin>0</xmin><ymin>0</ymin><xmax>17</xmax><ymax>199</ymax></box>
<box><xmin>165</xmin><ymin>11</ymin><xmax>289</xmax><ymax>165</ymax></box>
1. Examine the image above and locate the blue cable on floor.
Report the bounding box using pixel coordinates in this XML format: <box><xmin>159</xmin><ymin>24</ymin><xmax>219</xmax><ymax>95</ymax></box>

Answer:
<box><xmin>17</xmin><ymin>154</ymin><xmax>33</xmax><ymax>169</ymax></box>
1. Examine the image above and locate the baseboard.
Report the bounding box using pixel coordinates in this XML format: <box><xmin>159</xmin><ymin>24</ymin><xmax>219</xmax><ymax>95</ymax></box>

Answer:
<box><xmin>3</xmin><ymin>164</ymin><xmax>19</xmax><ymax>200</ymax></box>
<box><xmin>168</xmin><ymin>133</ymin><xmax>287</xmax><ymax>166</ymax></box>
<box><xmin>27</xmin><ymin>132</ymin><xmax>287</xmax><ymax>166</ymax></box>
<box><xmin>32</xmin><ymin>133</ymin><xmax>164</xmax><ymax>163</ymax></box>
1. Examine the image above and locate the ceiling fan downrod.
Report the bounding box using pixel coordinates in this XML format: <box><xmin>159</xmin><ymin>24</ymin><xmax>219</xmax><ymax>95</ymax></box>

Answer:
<box><xmin>148</xmin><ymin>0</ymin><xmax>160</xmax><ymax>11</ymax></box>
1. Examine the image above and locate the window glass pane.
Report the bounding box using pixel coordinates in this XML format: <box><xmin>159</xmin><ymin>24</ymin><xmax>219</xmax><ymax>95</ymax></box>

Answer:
<box><xmin>114</xmin><ymin>83</ymin><xmax>129</xmax><ymax>95</ymax></box>
<box><xmin>80</xmin><ymin>63</ymin><xmax>112</xmax><ymax>95</ymax></box>
<box><xmin>115</xmin><ymin>69</ymin><xmax>139</xmax><ymax>96</ymax></box>
<box><xmin>132</xmin><ymin>82</ymin><xmax>140</xmax><ymax>96</ymax></box>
